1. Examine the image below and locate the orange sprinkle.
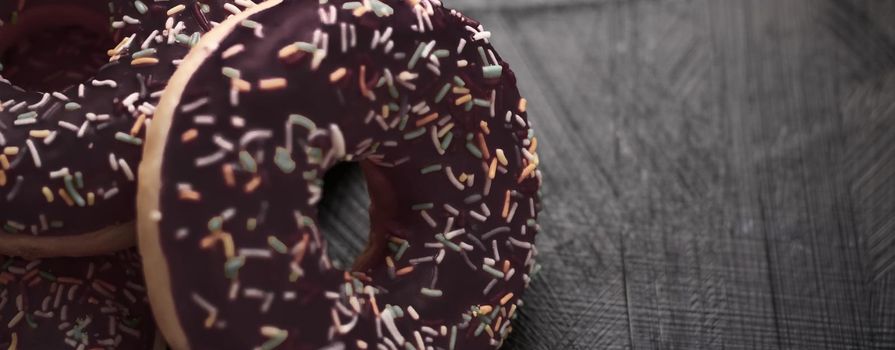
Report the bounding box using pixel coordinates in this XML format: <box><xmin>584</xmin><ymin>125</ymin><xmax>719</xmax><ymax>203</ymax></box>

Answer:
<box><xmin>244</xmin><ymin>176</ymin><xmax>261</xmax><ymax>193</ymax></box>
<box><xmin>131</xmin><ymin>57</ymin><xmax>159</xmax><ymax>66</ymax></box>
<box><xmin>3</xmin><ymin>147</ymin><xmax>19</xmax><ymax>155</ymax></box>
<box><xmin>130</xmin><ymin>114</ymin><xmax>147</xmax><ymax>136</ymax></box>
<box><xmin>23</xmin><ymin>269</ymin><xmax>38</xmax><ymax>282</ymax></box>
<box><xmin>359</xmin><ymin>65</ymin><xmax>372</xmax><ymax>99</ymax></box>
<box><xmin>488</xmin><ymin>158</ymin><xmax>497</xmax><ymax>179</ymax></box>
<box><xmin>329</xmin><ymin>67</ymin><xmax>347</xmax><ymax>83</ymax></box>
<box><xmin>494</xmin><ymin>316</ymin><xmax>503</xmax><ymax>331</ymax></box>
<box><xmin>518</xmin><ymin>163</ymin><xmax>537</xmax><ymax>183</ymax></box>
<box><xmin>396</xmin><ymin>266</ymin><xmax>414</xmax><ymax>276</ymax></box>
<box><xmin>56</xmin><ymin>277</ymin><xmax>84</xmax><ymax>284</ymax></box>
<box><xmin>58</xmin><ymin>189</ymin><xmax>74</xmax><ymax>206</ymax></box>
<box><xmin>0</xmin><ymin>155</ymin><xmax>8</xmax><ymax>169</ymax></box>
<box><xmin>480</xmin><ymin>121</ymin><xmax>490</xmax><ymax>134</ymax></box>
<box><xmin>502</xmin><ymin>260</ymin><xmax>511</xmax><ymax>273</ymax></box>
<box><xmin>0</xmin><ymin>170</ymin><xmax>5</xmax><ymax>187</ymax></box>
<box><xmin>259</xmin><ymin>78</ymin><xmax>287</xmax><ymax>91</ymax></box>
<box><xmin>455</xmin><ymin>94</ymin><xmax>472</xmax><ymax>106</ymax></box>
<box><xmin>181</xmin><ymin>129</ymin><xmax>198</xmax><ymax>142</ymax></box>
<box><xmin>179</xmin><ymin>188</ymin><xmax>201</xmax><ymax>201</ymax></box>
<box><xmin>477</xmin><ymin>133</ymin><xmax>491</xmax><ymax>159</ymax></box>
<box><xmin>518</xmin><ymin>98</ymin><xmax>528</xmax><ymax>113</ymax></box>
<box><xmin>529</xmin><ymin>137</ymin><xmax>538</xmax><ymax>153</ymax></box>
<box><xmin>501</xmin><ymin>190</ymin><xmax>511</xmax><ymax>218</ymax></box>
<box><xmin>478</xmin><ymin>305</ymin><xmax>493</xmax><ymax>315</ymax></box>
<box><xmin>28</xmin><ymin>130</ymin><xmax>50</xmax><ymax>138</ymax></box>
<box><xmin>232</xmin><ymin>78</ymin><xmax>252</xmax><ymax>92</ymax></box>
<box><xmin>500</xmin><ymin>292</ymin><xmax>515</xmax><ymax>305</ymax></box>
<box><xmin>222</xmin><ymin>164</ymin><xmax>236</xmax><ymax>187</ymax></box>
<box><xmin>278</xmin><ymin>44</ymin><xmax>301</xmax><ymax>61</ymax></box>
<box><xmin>415</xmin><ymin>112</ymin><xmax>439</xmax><ymax>127</ymax></box>
<box><xmin>0</xmin><ymin>272</ymin><xmax>15</xmax><ymax>284</ymax></box>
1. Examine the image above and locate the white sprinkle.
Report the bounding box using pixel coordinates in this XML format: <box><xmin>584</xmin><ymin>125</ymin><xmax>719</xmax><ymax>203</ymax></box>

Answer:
<box><xmin>51</xmin><ymin>92</ymin><xmax>68</xmax><ymax>101</ymax></box>
<box><xmin>195</xmin><ymin>150</ymin><xmax>226</xmax><ymax>167</ymax></box>
<box><xmin>181</xmin><ymin>97</ymin><xmax>209</xmax><ymax>113</ymax></box>
<box><xmin>194</xmin><ymin>115</ymin><xmax>215</xmax><ymax>125</ymax></box>
<box><xmin>380</xmin><ymin>309</ymin><xmax>405</xmax><ymax>345</ymax></box>
<box><xmin>58</xmin><ymin>121</ymin><xmax>79</xmax><ymax>132</ymax></box>
<box><xmin>28</xmin><ymin>93</ymin><xmax>50</xmax><ymax>110</ymax></box>
<box><xmin>118</xmin><ymin>159</ymin><xmax>135</xmax><ymax>181</ymax></box>
<box><xmin>25</xmin><ymin>139</ymin><xmax>41</xmax><ymax>168</ymax></box>
<box><xmin>49</xmin><ymin>168</ymin><xmax>70</xmax><ymax>179</ymax></box>
<box><xmin>43</xmin><ymin>131</ymin><xmax>57</xmax><ymax>145</ymax></box>
<box><xmin>77</xmin><ymin>121</ymin><xmax>89</xmax><ymax>138</ymax></box>
<box><xmin>445</xmin><ymin>228</ymin><xmax>465</xmax><ymax>240</ymax></box>
<box><xmin>240</xmin><ymin>129</ymin><xmax>273</xmax><ymax>146</ymax></box>
<box><xmin>141</xmin><ymin>30</ymin><xmax>159</xmax><ymax>49</ymax></box>
<box><xmin>213</xmin><ymin>135</ymin><xmax>235</xmax><ymax>152</ymax></box>
<box><xmin>224</xmin><ymin>3</ymin><xmax>241</xmax><ymax>14</ymax></box>
<box><xmin>91</xmin><ymin>80</ymin><xmax>118</xmax><ymax>88</ymax></box>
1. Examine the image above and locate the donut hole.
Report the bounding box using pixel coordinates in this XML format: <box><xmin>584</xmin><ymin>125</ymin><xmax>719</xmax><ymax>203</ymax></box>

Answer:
<box><xmin>317</xmin><ymin>162</ymin><xmax>372</xmax><ymax>270</ymax></box>
<box><xmin>0</xmin><ymin>6</ymin><xmax>115</xmax><ymax>92</ymax></box>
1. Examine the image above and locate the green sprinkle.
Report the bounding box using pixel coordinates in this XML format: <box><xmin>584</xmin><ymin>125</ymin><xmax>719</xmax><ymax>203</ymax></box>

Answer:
<box><xmin>132</xmin><ymin>48</ymin><xmax>156</xmax><ymax>59</ymax></box>
<box><xmin>482</xmin><ymin>264</ymin><xmax>505</xmax><ymax>279</ymax></box>
<box><xmin>208</xmin><ymin>216</ymin><xmax>223</xmax><ymax>232</ymax></box>
<box><xmin>420</xmin><ymin>164</ymin><xmax>442</xmax><ymax>174</ymax></box>
<box><xmin>259</xmin><ymin>329</ymin><xmax>288</xmax><ymax>350</ymax></box>
<box><xmin>388</xmin><ymin>102</ymin><xmax>400</xmax><ymax>111</ymax></box>
<box><xmin>175</xmin><ymin>33</ymin><xmax>191</xmax><ymax>45</ymax></box>
<box><xmin>17</xmin><ymin>111</ymin><xmax>37</xmax><ymax>120</ymax></box>
<box><xmin>63</xmin><ymin>175</ymin><xmax>86</xmax><ymax>207</ymax></box>
<box><xmin>115</xmin><ymin>132</ymin><xmax>143</xmax><ymax>146</ymax></box>
<box><xmin>370</xmin><ymin>0</ymin><xmax>394</xmax><ymax>17</ymax></box>
<box><xmin>420</xmin><ymin>288</ymin><xmax>443</xmax><ymax>297</ymax></box>
<box><xmin>50</xmin><ymin>221</ymin><xmax>63</xmax><ymax>228</ymax></box>
<box><xmin>464</xmin><ymin>100</ymin><xmax>474</xmax><ymax>111</ymax></box>
<box><xmin>435</xmin><ymin>234</ymin><xmax>461</xmax><ymax>252</ymax></box>
<box><xmin>222</xmin><ymin>66</ymin><xmax>240</xmax><ymax>78</ymax></box>
<box><xmin>478</xmin><ymin>46</ymin><xmax>489</xmax><ymax>65</ymax></box>
<box><xmin>288</xmin><ymin>114</ymin><xmax>316</xmax><ymax>131</ymax></box>
<box><xmin>64</xmin><ymin>102</ymin><xmax>81</xmax><ymax>111</ymax></box>
<box><xmin>394</xmin><ymin>241</ymin><xmax>410</xmax><ymax>261</ymax></box>
<box><xmin>464</xmin><ymin>194</ymin><xmax>483</xmax><ymax>204</ymax></box>
<box><xmin>1</xmin><ymin>258</ymin><xmax>14</xmax><ymax>270</ymax></box>
<box><xmin>189</xmin><ymin>32</ymin><xmax>201</xmax><ymax>47</ymax></box>
<box><xmin>434</xmin><ymin>83</ymin><xmax>451</xmax><ymax>103</ymax></box>
<box><xmin>74</xmin><ymin>171</ymin><xmax>84</xmax><ymax>189</ymax></box>
<box><xmin>404</xmin><ymin>127</ymin><xmax>426</xmax><ymax>140</ymax></box>
<box><xmin>302</xmin><ymin>169</ymin><xmax>318</xmax><ymax>181</ymax></box>
<box><xmin>412</xmin><ymin>203</ymin><xmax>434</xmax><ymax>210</ymax></box>
<box><xmin>239</xmin><ymin>151</ymin><xmax>257</xmax><ymax>173</ymax></box>
<box><xmin>388</xmin><ymin>84</ymin><xmax>400</xmax><ymax>99</ymax></box>
<box><xmin>531</xmin><ymin>263</ymin><xmax>542</xmax><ymax>276</ymax></box>
<box><xmin>134</xmin><ymin>0</ymin><xmax>148</xmax><ymax>14</ymax></box>
<box><xmin>341</xmin><ymin>1</ymin><xmax>362</xmax><ymax>9</ymax></box>
<box><xmin>482</xmin><ymin>65</ymin><xmax>503</xmax><ymax>79</ymax></box>
<box><xmin>404</xmin><ymin>343</ymin><xmax>417</xmax><ymax>350</ymax></box>
<box><xmin>241</xmin><ymin>19</ymin><xmax>259</xmax><ymax>28</ymax></box>
<box><xmin>39</xmin><ymin>271</ymin><xmax>56</xmax><ymax>281</ymax></box>
<box><xmin>398</xmin><ymin>112</ymin><xmax>410</xmax><ymax>131</ymax></box>
<box><xmin>453</xmin><ymin>76</ymin><xmax>466</xmax><ymax>87</ymax></box>
<box><xmin>466</xmin><ymin>143</ymin><xmax>483</xmax><ymax>159</ymax></box>
<box><xmin>274</xmin><ymin>147</ymin><xmax>296</xmax><ymax>174</ymax></box>
<box><xmin>474</xmin><ymin>322</ymin><xmax>486</xmax><ymax>336</ymax></box>
<box><xmin>440</xmin><ymin>132</ymin><xmax>454</xmax><ymax>150</ymax></box>
<box><xmin>408</xmin><ymin>42</ymin><xmax>426</xmax><ymax>69</ymax></box>
<box><xmin>26</xmin><ymin>314</ymin><xmax>36</xmax><ymax>328</ymax></box>
<box><xmin>3</xmin><ymin>224</ymin><xmax>17</xmax><ymax>234</ymax></box>
<box><xmin>473</xmin><ymin>98</ymin><xmax>492</xmax><ymax>107</ymax></box>
<box><xmin>450</xmin><ymin>326</ymin><xmax>458</xmax><ymax>350</ymax></box>
<box><xmin>433</xmin><ymin>49</ymin><xmax>450</xmax><ymax>58</ymax></box>
<box><xmin>268</xmin><ymin>236</ymin><xmax>288</xmax><ymax>254</ymax></box>
<box><xmin>224</xmin><ymin>257</ymin><xmax>245</xmax><ymax>279</ymax></box>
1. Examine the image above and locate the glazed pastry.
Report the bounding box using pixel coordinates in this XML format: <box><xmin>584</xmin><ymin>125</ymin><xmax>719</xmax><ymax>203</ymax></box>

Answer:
<box><xmin>139</xmin><ymin>0</ymin><xmax>542</xmax><ymax>349</ymax></box>
<box><xmin>0</xmin><ymin>0</ymin><xmax>234</xmax><ymax>257</ymax></box>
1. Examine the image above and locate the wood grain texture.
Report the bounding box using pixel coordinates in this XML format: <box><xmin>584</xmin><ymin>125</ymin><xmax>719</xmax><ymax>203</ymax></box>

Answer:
<box><xmin>317</xmin><ymin>0</ymin><xmax>895</xmax><ymax>348</ymax></box>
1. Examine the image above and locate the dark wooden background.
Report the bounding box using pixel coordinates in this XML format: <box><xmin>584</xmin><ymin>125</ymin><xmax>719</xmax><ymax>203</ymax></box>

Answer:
<box><xmin>318</xmin><ymin>0</ymin><xmax>895</xmax><ymax>348</ymax></box>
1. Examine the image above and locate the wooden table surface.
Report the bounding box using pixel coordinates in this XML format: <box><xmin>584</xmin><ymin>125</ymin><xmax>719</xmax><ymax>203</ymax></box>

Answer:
<box><xmin>319</xmin><ymin>0</ymin><xmax>895</xmax><ymax>348</ymax></box>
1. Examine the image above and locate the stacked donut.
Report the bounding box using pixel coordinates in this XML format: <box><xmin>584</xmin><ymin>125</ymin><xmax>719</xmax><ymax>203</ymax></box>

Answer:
<box><xmin>2</xmin><ymin>0</ymin><xmax>542</xmax><ymax>349</ymax></box>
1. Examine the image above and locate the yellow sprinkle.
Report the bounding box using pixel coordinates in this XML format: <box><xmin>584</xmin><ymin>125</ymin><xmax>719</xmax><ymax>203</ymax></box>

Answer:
<box><xmin>8</xmin><ymin>332</ymin><xmax>16</xmax><ymax>350</ymax></box>
<box><xmin>501</xmin><ymin>190</ymin><xmax>511</xmax><ymax>218</ymax></box>
<box><xmin>232</xmin><ymin>78</ymin><xmax>252</xmax><ymax>92</ymax></box>
<box><xmin>496</xmin><ymin>149</ymin><xmax>508</xmax><ymax>166</ymax></box>
<box><xmin>58</xmin><ymin>189</ymin><xmax>74</xmax><ymax>207</ymax></box>
<box><xmin>415</xmin><ymin>112</ymin><xmax>439</xmax><ymax>127</ymax></box>
<box><xmin>517</xmin><ymin>163</ymin><xmax>537</xmax><ymax>183</ymax></box>
<box><xmin>166</xmin><ymin>4</ymin><xmax>186</xmax><ymax>16</ymax></box>
<box><xmin>381</xmin><ymin>104</ymin><xmax>390</xmax><ymax>119</ymax></box>
<box><xmin>87</xmin><ymin>192</ymin><xmax>95</xmax><ymax>206</ymax></box>
<box><xmin>278</xmin><ymin>44</ymin><xmax>299</xmax><ymax>60</ymax></box>
<box><xmin>3</xmin><ymin>147</ymin><xmax>19</xmax><ymax>156</ymax></box>
<box><xmin>131</xmin><ymin>114</ymin><xmax>147</xmax><ymax>136</ymax></box>
<box><xmin>518</xmin><ymin>98</ymin><xmax>528</xmax><ymax>113</ymax></box>
<box><xmin>204</xmin><ymin>311</ymin><xmax>217</xmax><ymax>329</ymax></box>
<box><xmin>131</xmin><ymin>57</ymin><xmax>159</xmax><ymax>66</ymax></box>
<box><xmin>455</xmin><ymin>94</ymin><xmax>472</xmax><ymax>106</ymax></box>
<box><xmin>458</xmin><ymin>173</ymin><xmax>468</xmax><ymax>183</ymax></box>
<box><xmin>529</xmin><ymin>137</ymin><xmax>538</xmax><ymax>153</ymax></box>
<box><xmin>181</xmin><ymin>129</ymin><xmax>198</xmax><ymax>143</ymax></box>
<box><xmin>437</xmin><ymin>123</ymin><xmax>454</xmax><ymax>138</ymax></box>
<box><xmin>29</xmin><ymin>130</ymin><xmax>50</xmax><ymax>138</ymax></box>
<box><xmin>329</xmin><ymin>68</ymin><xmax>347</xmax><ymax>83</ymax></box>
<box><xmin>480</xmin><ymin>121</ymin><xmax>490</xmax><ymax>135</ymax></box>
<box><xmin>452</xmin><ymin>87</ymin><xmax>470</xmax><ymax>94</ymax></box>
<box><xmin>0</xmin><ymin>170</ymin><xmax>6</xmax><ymax>187</ymax></box>
<box><xmin>259</xmin><ymin>78</ymin><xmax>287</xmax><ymax>91</ymax></box>
<box><xmin>488</xmin><ymin>158</ymin><xmax>498</xmax><ymax>179</ymax></box>
<box><xmin>41</xmin><ymin>187</ymin><xmax>53</xmax><ymax>202</ymax></box>
<box><xmin>500</xmin><ymin>292</ymin><xmax>515</xmax><ymax>305</ymax></box>
<box><xmin>0</xmin><ymin>155</ymin><xmax>8</xmax><ymax>169</ymax></box>
<box><xmin>352</xmin><ymin>6</ymin><xmax>368</xmax><ymax>17</ymax></box>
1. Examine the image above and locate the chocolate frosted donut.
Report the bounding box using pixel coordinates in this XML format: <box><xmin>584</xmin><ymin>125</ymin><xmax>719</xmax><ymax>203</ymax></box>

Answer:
<box><xmin>0</xmin><ymin>249</ymin><xmax>162</xmax><ymax>349</ymax></box>
<box><xmin>0</xmin><ymin>0</ymin><xmax>237</xmax><ymax>257</ymax></box>
<box><xmin>139</xmin><ymin>0</ymin><xmax>542</xmax><ymax>349</ymax></box>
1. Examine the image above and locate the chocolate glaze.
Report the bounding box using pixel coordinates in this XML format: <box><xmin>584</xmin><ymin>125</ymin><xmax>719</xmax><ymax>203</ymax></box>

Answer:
<box><xmin>152</xmin><ymin>0</ymin><xmax>542</xmax><ymax>349</ymax></box>
<box><xmin>0</xmin><ymin>0</ymin><xmax>233</xmax><ymax>246</ymax></box>
<box><xmin>0</xmin><ymin>249</ymin><xmax>158</xmax><ymax>349</ymax></box>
